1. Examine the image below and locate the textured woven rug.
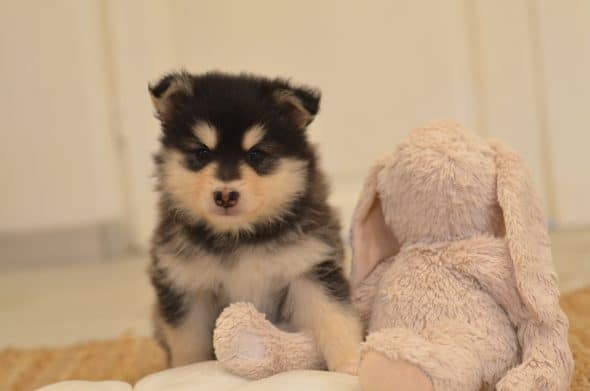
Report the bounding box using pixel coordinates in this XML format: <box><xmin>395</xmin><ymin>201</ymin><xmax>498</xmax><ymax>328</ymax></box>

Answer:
<box><xmin>1</xmin><ymin>288</ymin><xmax>589</xmax><ymax>391</ymax></box>
<box><xmin>0</xmin><ymin>333</ymin><xmax>167</xmax><ymax>391</ymax></box>
<box><xmin>561</xmin><ymin>287</ymin><xmax>590</xmax><ymax>390</ymax></box>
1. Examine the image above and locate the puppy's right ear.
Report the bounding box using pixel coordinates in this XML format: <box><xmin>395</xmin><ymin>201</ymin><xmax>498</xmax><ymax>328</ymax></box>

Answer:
<box><xmin>148</xmin><ymin>71</ymin><xmax>193</xmax><ymax>121</ymax></box>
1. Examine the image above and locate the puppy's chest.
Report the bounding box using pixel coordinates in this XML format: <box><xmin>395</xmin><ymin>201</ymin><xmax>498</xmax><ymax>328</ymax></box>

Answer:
<box><xmin>219</xmin><ymin>250</ymin><xmax>294</xmax><ymax>308</ymax></box>
<box><xmin>160</xmin><ymin>237</ymin><xmax>331</xmax><ymax>308</ymax></box>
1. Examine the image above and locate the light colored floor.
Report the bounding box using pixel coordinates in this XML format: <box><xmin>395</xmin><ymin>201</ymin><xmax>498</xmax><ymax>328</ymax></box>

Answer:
<box><xmin>0</xmin><ymin>256</ymin><xmax>153</xmax><ymax>349</ymax></box>
<box><xmin>0</xmin><ymin>230</ymin><xmax>588</xmax><ymax>350</ymax></box>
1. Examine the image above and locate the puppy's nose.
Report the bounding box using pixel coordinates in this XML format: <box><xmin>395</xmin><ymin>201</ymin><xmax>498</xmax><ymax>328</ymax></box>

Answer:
<box><xmin>213</xmin><ymin>190</ymin><xmax>240</xmax><ymax>208</ymax></box>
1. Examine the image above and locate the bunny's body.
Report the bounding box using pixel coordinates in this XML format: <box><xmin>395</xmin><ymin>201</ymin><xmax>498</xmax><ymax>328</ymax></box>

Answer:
<box><xmin>366</xmin><ymin>239</ymin><xmax>515</xmax><ymax>334</ymax></box>
<box><xmin>357</xmin><ymin>237</ymin><xmax>519</xmax><ymax>390</ymax></box>
<box><xmin>212</xmin><ymin>122</ymin><xmax>573</xmax><ymax>390</ymax></box>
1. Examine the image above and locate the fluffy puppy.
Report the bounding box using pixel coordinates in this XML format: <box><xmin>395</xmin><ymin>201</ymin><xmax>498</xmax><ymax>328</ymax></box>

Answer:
<box><xmin>148</xmin><ymin>71</ymin><xmax>362</xmax><ymax>373</ymax></box>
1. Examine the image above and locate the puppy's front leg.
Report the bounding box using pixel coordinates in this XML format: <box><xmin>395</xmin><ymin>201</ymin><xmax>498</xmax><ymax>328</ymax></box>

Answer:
<box><xmin>287</xmin><ymin>261</ymin><xmax>363</xmax><ymax>374</ymax></box>
<box><xmin>154</xmin><ymin>289</ymin><xmax>218</xmax><ymax>367</ymax></box>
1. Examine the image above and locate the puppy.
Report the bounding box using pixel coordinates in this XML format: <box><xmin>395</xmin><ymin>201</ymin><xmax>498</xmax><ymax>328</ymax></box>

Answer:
<box><xmin>148</xmin><ymin>71</ymin><xmax>362</xmax><ymax>373</ymax></box>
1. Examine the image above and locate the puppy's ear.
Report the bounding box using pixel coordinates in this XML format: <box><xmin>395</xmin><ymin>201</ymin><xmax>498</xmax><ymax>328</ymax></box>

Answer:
<box><xmin>274</xmin><ymin>86</ymin><xmax>321</xmax><ymax>129</ymax></box>
<box><xmin>148</xmin><ymin>71</ymin><xmax>193</xmax><ymax>121</ymax></box>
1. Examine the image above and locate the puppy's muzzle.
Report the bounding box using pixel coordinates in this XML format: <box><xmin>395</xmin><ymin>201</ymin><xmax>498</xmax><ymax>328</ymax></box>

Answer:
<box><xmin>213</xmin><ymin>189</ymin><xmax>240</xmax><ymax>208</ymax></box>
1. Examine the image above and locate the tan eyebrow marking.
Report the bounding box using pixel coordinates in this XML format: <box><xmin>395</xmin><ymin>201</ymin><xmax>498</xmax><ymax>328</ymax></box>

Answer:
<box><xmin>192</xmin><ymin>122</ymin><xmax>218</xmax><ymax>149</ymax></box>
<box><xmin>242</xmin><ymin>124</ymin><xmax>267</xmax><ymax>150</ymax></box>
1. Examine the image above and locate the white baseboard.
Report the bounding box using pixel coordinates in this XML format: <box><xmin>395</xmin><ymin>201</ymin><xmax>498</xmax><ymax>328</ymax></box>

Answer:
<box><xmin>0</xmin><ymin>221</ymin><xmax>128</xmax><ymax>265</ymax></box>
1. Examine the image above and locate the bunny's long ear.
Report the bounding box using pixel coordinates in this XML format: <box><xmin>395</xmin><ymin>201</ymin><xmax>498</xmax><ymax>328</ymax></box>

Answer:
<box><xmin>492</xmin><ymin>141</ymin><xmax>560</xmax><ymax>322</ymax></box>
<box><xmin>350</xmin><ymin>158</ymin><xmax>399</xmax><ymax>286</ymax></box>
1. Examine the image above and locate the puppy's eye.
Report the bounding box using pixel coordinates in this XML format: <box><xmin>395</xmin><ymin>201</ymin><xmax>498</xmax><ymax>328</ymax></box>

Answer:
<box><xmin>196</xmin><ymin>148</ymin><xmax>211</xmax><ymax>162</ymax></box>
<box><xmin>247</xmin><ymin>149</ymin><xmax>267</xmax><ymax>165</ymax></box>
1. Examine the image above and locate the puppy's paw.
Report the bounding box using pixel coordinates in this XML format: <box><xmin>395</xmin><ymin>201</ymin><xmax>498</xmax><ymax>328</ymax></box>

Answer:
<box><xmin>331</xmin><ymin>351</ymin><xmax>361</xmax><ymax>376</ymax></box>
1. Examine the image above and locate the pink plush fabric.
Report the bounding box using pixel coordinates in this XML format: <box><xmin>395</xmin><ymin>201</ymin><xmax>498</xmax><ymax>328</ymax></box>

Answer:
<box><xmin>214</xmin><ymin>303</ymin><xmax>324</xmax><ymax>379</ymax></box>
<box><xmin>213</xmin><ymin>122</ymin><xmax>573</xmax><ymax>390</ymax></box>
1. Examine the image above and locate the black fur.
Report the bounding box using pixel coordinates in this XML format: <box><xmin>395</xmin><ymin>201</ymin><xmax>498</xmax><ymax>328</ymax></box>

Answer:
<box><xmin>148</xmin><ymin>71</ymin><xmax>354</xmax><ymax>365</ymax></box>
<box><xmin>152</xmin><ymin>71</ymin><xmax>319</xmax><ymax>168</ymax></box>
<box><xmin>150</xmin><ymin>72</ymin><xmax>340</xmax><ymax>256</ymax></box>
<box><xmin>149</xmin><ymin>74</ymin><xmax>176</xmax><ymax>98</ymax></box>
<box><xmin>308</xmin><ymin>260</ymin><xmax>351</xmax><ymax>303</ymax></box>
<box><xmin>149</xmin><ymin>262</ymin><xmax>188</xmax><ymax>326</ymax></box>
<box><xmin>151</xmin><ymin>170</ymin><xmax>340</xmax><ymax>257</ymax></box>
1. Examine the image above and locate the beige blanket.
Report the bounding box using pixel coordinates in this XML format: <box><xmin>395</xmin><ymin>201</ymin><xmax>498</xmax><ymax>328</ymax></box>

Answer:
<box><xmin>1</xmin><ymin>287</ymin><xmax>589</xmax><ymax>391</ymax></box>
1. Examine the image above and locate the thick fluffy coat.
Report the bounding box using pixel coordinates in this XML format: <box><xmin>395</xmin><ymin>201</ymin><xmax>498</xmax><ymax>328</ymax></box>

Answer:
<box><xmin>148</xmin><ymin>71</ymin><xmax>361</xmax><ymax>373</ymax></box>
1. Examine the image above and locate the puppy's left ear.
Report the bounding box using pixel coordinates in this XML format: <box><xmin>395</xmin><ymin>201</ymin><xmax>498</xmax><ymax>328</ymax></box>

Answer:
<box><xmin>148</xmin><ymin>71</ymin><xmax>193</xmax><ymax>122</ymax></box>
<box><xmin>274</xmin><ymin>86</ymin><xmax>321</xmax><ymax>129</ymax></box>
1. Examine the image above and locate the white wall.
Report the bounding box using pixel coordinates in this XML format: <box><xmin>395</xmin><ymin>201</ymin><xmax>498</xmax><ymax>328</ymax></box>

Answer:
<box><xmin>0</xmin><ymin>0</ymin><xmax>123</xmax><ymax>233</ymax></box>
<box><xmin>469</xmin><ymin>0</ymin><xmax>547</xmax><ymax>207</ymax></box>
<box><xmin>103</xmin><ymin>0</ymin><xmax>179</xmax><ymax>248</ymax></box>
<box><xmin>1</xmin><ymin>0</ymin><xmax>589</xmax><ymax>255</ymax></box>
<box><xmin>533</xmin><ymin>0</ymin><xmax>590</xmax><ymax>227</ymax></box>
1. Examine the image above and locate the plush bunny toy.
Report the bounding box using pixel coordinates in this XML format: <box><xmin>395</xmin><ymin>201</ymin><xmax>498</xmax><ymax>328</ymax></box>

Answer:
<box><xmin>213</xmin><ymin>122</ymin><xmax>573</xmax><ymax>390</ymax></box>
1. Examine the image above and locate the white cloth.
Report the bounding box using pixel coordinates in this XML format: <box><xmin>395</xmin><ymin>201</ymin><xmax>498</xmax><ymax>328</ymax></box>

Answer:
<box><xmin>37</xmin><ymin>361</ymin><xmax>361</xmax><ymax>391</ymax></box>
<box><xmin>37</xmin><ymin>381</ymin><xmax>132</xmax><ymax>391</ymax></box>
